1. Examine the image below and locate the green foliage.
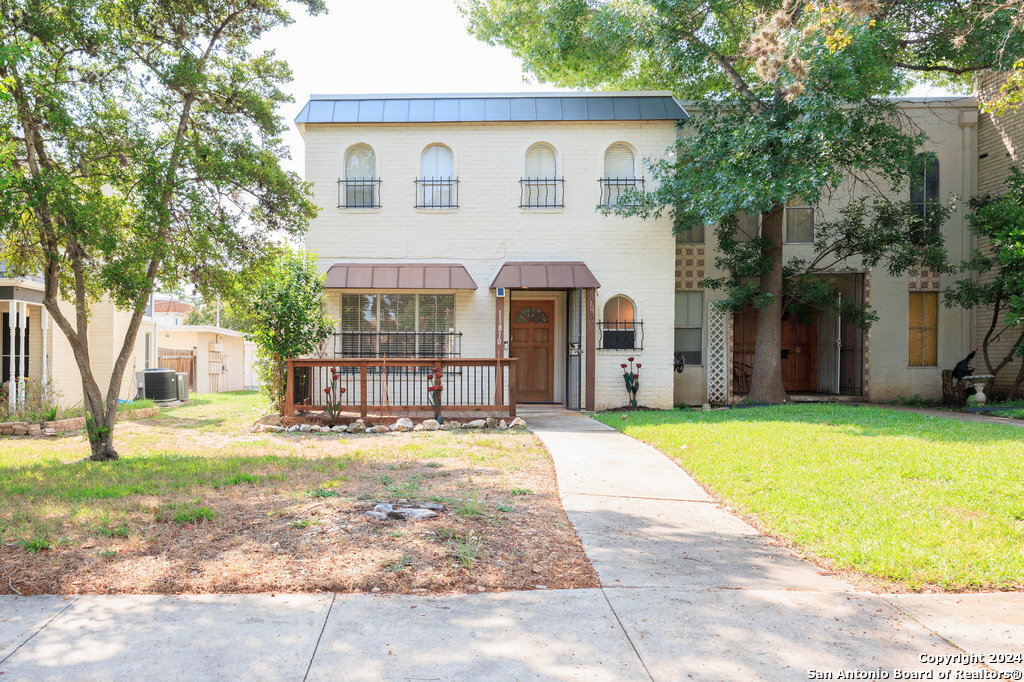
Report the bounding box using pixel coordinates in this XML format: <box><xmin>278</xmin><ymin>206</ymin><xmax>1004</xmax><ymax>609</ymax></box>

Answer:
<box><xmin>230</xmin><ymin>248</ymin><xmax>334</xmax><ymax>412</ymax></box>
<box><xmin>0</xmin><ymin>0</ymin><xmax>324</xmax><ymax>459</ymax></box>
<box><xmin>17</xmin><ymin>535</ymin><xmax>52</xmax><ymax>553</ymax></box>
<box><xmin>449</xmin><ymin>531</ymin><xmax>484</xmax><ymax>568</ymax></box>
<box><xmin>460</xmin><ymin>0</ymin><xmax>1022</xmax><ymax>401</ymax></box>
<box><xmin>509</xmin><ymin>487</ymin><xmax>532</xmax><ymax>496</ymax></box>
<box><xmin>183</xmin><ymin>301</ymin><xmax>243</xmax><ymax>331</ymax></box>
<box><xmin>982</xmin><ymin>59</ymin><xmax>1024</xmax><ymax>116</ymax></box>
<box><xmin>944</xmin><ymin>166</ymin><xmax>1024</xmax><ymax>397</ymax></box>
<box><xmin>170</xmin><ymin>502</ymin><xmax>216</xmax><ymax>524</ymax></box>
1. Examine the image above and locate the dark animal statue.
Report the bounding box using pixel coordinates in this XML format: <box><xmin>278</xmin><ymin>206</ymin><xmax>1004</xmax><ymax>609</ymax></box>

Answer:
<box><xmin>951</xmin><ymin>348</ymin><xmax>978</xmax><ymax>381</ymax></box>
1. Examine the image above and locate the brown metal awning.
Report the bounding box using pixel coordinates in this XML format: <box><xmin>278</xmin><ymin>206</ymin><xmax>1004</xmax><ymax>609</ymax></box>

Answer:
<box><xmin>489</xmin><ymin>261</ymin><xmax>600</xmax><ymax>290</ymax></box>
<box><xmin>324</xmin><ymin>263</ymin><xmax>477</xmax><ymax>290</ymax></box>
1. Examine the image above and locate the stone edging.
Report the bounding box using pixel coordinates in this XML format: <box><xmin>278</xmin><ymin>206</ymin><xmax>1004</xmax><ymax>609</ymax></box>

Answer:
<box><xmin>258</xmin><ymin>416</ymin><xmax>527</xmax><ymax>435</ymax></box>
<box><xmin>0</xmin><ymin>406</ymin><xmax>162</xmax><ymax>437</ymax></box>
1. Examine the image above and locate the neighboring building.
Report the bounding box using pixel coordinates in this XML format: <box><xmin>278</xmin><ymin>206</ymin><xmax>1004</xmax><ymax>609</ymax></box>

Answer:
<box><xmin>153</xmin><ymin>298</ymin><xmax>194</xmax><ymax>327</ymax></box>
<box><xmin>975</xmin><ymin>72</ymin><xmax>1023</xmax><ymax>397</ymax></box>
<box><xmin>1</xmin><ymin>265</ymin><xmax>157</xmax><ymax>408</ymax></box>
<box><xmin>157</xmin><ymin>325</ymin><xmax>256</xmax><ymax>394</ymax></box>
<box><xmin>296</xmin><ymin>91</ymin><xmax>982</xmax><ymax>409</ymax></box>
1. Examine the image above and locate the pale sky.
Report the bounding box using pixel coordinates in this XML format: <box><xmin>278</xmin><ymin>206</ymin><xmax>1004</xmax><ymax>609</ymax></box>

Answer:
<box><xmin>262</xmin><ymin>0</ymin><xmax>960</xmax><ymax>175</ymax></box>
<box><xmin>260</xmin><ymin>0</ymin><xmax>565</xmax><ymax>174</ymax></box>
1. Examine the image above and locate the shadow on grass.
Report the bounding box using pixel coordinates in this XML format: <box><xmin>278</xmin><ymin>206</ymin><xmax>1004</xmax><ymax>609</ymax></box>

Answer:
<box><xmin>602</xmin><ymin>403</ymin><xmax>1024</xmax><ymax>446</ymax></box>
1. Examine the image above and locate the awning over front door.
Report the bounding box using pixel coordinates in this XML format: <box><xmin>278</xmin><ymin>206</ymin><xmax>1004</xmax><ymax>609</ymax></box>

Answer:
<box><xmin>324</xmin><ymin>263</ymin><xmax>478</xmax><ymax>290</ymax></box>
<box><xmin>489</xmin><ymin>261</ymin><xmax>600</xmax><ymax>290</ymax></box>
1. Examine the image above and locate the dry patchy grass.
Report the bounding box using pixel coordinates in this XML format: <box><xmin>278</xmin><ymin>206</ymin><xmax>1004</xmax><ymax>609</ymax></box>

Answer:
<box><xmin>0</xmin><ymin>391</ymin><xmax>596</xmax><ymax>595</ymax></box>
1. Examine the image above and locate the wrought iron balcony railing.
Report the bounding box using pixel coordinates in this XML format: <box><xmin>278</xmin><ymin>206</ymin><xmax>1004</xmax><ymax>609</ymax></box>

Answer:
<box><xmin>519</xmin><ymin>178</ymin><xmax>565</xmax><ymax>208</ymax></box>
<box><xmin>415</xmin><ymin>177</ymin><xmax>459</xmax><ymax>208</ymax></box>
<box><xmin>338</xmin><ymin>179</ymin><xmax>382</xmax><ymax>208</ymax></box>
<box><xmin>598</xmin><ymin>177</ymin><xmax>645</xmax><ymax>207</ymax></box>
<box><xmin>597</xmin><ymin>320</ymin><xmax>644</xmax><ymax>351</ymax></box>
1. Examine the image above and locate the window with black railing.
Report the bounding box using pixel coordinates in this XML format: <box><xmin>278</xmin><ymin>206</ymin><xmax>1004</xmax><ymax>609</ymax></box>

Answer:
<box><xmin>338</xmin><ymin>179</ymin><xmax>382</xmax><ymax>208</ymax></box>
<box><xmin>332</xmin><ymin>331</ymin><xmax>463</xmax><ymax>359</ymax></box>
<box><xmin>598</xmin><ymin>177</ymin><xmax>645</xmax><ymax>207</ymax></box>
<box><xmin>415</xmin><ymin>177</ymin><xmax>459</xmax><ymax>208</ymax></box>
<box><xmin>598</xmin><ymin>320</ymin><xmax>644</xmax><ymax>350</ymax></box>
<box><xmin>599</xmin><ymin>295</ymin><xmax>643</xmax><ymax>350</ymax></box>
<box><xmin>336</xmin><ymin>293</ymin><xmax>460</xmax><ymax>358</ymax></box>
<box><xmin>520</xmin><ymin>178</ymin><xmax>564</xmax><ymax>208</ymax></box>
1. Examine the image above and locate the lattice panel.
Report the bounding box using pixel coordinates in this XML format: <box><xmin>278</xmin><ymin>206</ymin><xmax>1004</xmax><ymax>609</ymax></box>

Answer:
<box><xmin>706</xmin><ymin>302</ymin><xmax>728</xmax><ymax>404</ymax></box>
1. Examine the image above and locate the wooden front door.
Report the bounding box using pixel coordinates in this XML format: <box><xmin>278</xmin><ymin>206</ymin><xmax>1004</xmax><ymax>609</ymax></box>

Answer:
<box><xmin>510</xmin><ymin>300</ymin><xmax>555</xmax><ymax>402</ymax></box>
<box><xmin>732</xmin><ymin>305</ymin><xmax>818</xmax><ymax>394</ymax></box>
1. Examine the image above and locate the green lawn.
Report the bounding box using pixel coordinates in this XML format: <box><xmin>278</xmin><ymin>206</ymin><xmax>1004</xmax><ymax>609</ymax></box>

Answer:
<box><xmin>593</xmin><ymin>405</ymin><xmax>1024</xmax><ymax>591</ymax></box>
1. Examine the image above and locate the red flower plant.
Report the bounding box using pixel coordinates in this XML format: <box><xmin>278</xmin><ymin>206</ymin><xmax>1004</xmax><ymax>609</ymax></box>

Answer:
<box><xmin>621</xmin><ymin>358</ymin><xmax>641</xmax><ymax>408</ymax></box>
<box><xmin>323</xmin><ymin>370</ymin><xmax>347</xmax><ymax>426</ymax></box>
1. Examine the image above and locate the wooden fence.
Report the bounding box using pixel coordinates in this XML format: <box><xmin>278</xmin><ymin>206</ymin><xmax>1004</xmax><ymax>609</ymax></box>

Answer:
<box><xmin>158</xmin><ymin>348</ymin><xmax>196</xmax><ymax>390</ymax></box>
<box><xmin>284</xmin><ymin>357</ymin><xmax>517</xmax><ymax>418</ymax></box>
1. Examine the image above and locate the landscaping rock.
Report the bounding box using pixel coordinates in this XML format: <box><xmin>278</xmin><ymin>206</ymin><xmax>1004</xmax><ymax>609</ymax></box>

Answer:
<box><xmin>464</xmin><ymin>419</ymin><xmax>486</xmax><ymax>429</ymax></box>
<box><xmin>331</xmin><ymin>425</ymin><xmax>347</xmax><ymax>433</ymax></box>
<box><xmin>347</xmin><ymin>422</ymin><xmax>366</xmax><ymax>434</ymax></box>
<box><xmin>286</xmin><ymin>425</ymin><xmax>301</xmax><ymax>433</ymax></box>
<box><xmin>413</xmin><ymin>424</ymin><xmax>424</xmax><ymax>432</ymax></box>
<box><xmin>417</xmin><ymin>501</ymin><xmax>445</xmax><ymax>511</ymax></box>
<box><xmin>364</xmin><ymin>511</ymin><xmax>388</xmax><ymax>520</ymax></box>
<box><xmin>398</xmin><ymin>508</ymin><xmax>437</xmax><ymax>520</ymax></box>
<box><xmin>373</xmin><ymin>503</ymin><xmax>395</xmax><ymax>513</ymax></box>
<box><xmin>485</xmin><ymin>417</ymin><xmax>498</xmax><ymax>428</ymax></box>
<box><xmin>422</xmin><ymin>419</ymin><xmax>440</xmax><ymax>431</ymax></box>
<box><xmin>439</xmin><ymin>421</ymin><xmax>461</xmax><ymax>431</ymax></box>
<box><xmin>299</xmin><ymin>423</ymin><xmax>315</xmax><ymax>433</ymax></box>
<box><xmin>391</xmin><ymin>417</ymin><xmax>414</xmax><ymax>432</ymax></box>
<box><xmin>42</xmin><ymin>428</ymin><xmax>57</xmax><ymax>437</ymax></box>
<box><xmin>509</xmin><ymin>417</ymin><xmax>527</xmax><ymax>429</ymax></box>
<box><xmin>368</xmin><ymin>425</ymin><xmax>390</xmax><ymax>434</ymax></box>
<box><xmin>0</xmin><ymin>424</ymin><xmax>12</xmax><ymax>436</ymax></box>
<box><xmin>499</xmin><ymin>419</ymin><xmax>508</xmax><ymax>430</ymax></box>
<box><xmin>263</xmin><ymin>425</ymin><xmax>285</xmax><ymax>433</ymax></box>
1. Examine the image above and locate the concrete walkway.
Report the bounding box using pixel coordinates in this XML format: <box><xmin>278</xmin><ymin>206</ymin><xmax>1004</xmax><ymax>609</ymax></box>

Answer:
<box><xmin>2</xmin><ymin>410</ymin><xmax>1022</xmax><ymax>680</ymax></box>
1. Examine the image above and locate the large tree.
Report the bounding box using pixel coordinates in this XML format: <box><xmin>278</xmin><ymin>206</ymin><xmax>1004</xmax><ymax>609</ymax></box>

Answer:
<box><xmin>460</xmin><ymin>0</ymin><xmax>1024</xmax><ymax>402</ymax></box>
<box><xmin>0</xmin><ymin>0</ymin><xmax>322</xmax><ymax>460</ymax></box>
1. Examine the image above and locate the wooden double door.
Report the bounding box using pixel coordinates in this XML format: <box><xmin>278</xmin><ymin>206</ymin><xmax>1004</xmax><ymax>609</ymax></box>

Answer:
<box><xmin>510</xmin><ymin>299</ymin><xmax>555</xmax><ymax>402</ymax></box>
<box><xmin>733</xmin><ymin>305</ymin><xmax>818</xmax><ymax>393</ymax></box>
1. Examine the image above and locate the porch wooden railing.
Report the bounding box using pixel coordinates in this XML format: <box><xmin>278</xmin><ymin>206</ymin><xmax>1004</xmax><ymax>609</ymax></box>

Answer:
<box><xmin>284</xmin><ymin>358</ymin><xmax>517</xmax><ymax>418</ymax></box>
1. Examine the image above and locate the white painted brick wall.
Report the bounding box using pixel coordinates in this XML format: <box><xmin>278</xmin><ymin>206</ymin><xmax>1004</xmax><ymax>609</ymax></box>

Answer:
<box><xmin>303</xmin><ymin>119</ymin><xmax>677</xmax><ymax>409</ymax></box>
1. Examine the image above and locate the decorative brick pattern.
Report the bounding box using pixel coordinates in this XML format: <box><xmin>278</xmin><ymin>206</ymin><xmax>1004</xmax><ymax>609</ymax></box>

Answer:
<box><xmin>907</xmin><ymin>269</ymin><xmax>942</xmax><ymax>292</ymax></box>
<box><xmin>675</xmin><ymin>245</ymin><xmax>706</xmax><ymax>291</ymax></box>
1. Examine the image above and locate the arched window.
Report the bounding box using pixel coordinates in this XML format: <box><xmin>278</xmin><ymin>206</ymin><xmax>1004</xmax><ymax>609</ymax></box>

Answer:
<box><xmin>417</xmin><ymin>144</ymin><xmax>457</xmax><ymax>208</ymax></box>
<box><xmin>604</xmin><ymin>143</ymin><xmax>635</xmax><ymax>177</ymax></box>
<box><xmin>343</xmin><ymin>144</ymin><xmax>378</xmax><ymax>208</ymax></box>
<box><xmin>601</xmin><ymin>143</ymin><xmax>641</xmax><ymax>206</ymax></box>
<box><xmin>522</xmin><ymin>143</ymin><xmax>562</xmax><ymax>208</ymax></box>
<box><xmin>911</xmin><ymin>152</ymin><xmax>939</xmax><ymax>217</ymax></box>
<box><xmin>601</xmin><ymin>295</ymin><xmax>639</xmax><ymax>350</ymax></box>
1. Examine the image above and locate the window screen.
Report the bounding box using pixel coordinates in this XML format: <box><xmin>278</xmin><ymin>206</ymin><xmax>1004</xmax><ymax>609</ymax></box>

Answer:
<box><xmin>674</xmin><ymin>292</ymin><xmax>703</xmax><ymax>364</ymax></box>
<box><xmin>785</xmin><ymin>207</ymin><xmax>814</xmax><ymax>243</ymax></box>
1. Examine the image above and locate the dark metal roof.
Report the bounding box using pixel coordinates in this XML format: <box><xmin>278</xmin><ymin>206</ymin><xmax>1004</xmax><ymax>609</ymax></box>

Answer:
<box><xmin>296</xmin><ymin>93</ymin><xmax>687</xmax><ymax>125</ymax></box>
<box><xmin>324</xmin><ymin>263</ymin><xmax>478</xmax><ymax>290</ymax></box>
<box><xmin>490</xmin><ymin>262</ymin><xmax>600</xmax><ymax>290</ymax></box>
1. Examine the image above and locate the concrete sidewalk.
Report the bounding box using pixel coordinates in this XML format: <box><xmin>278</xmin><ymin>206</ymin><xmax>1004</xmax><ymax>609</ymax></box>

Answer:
<box><xmin>2</xmin><ymin>410</ymin><xmax>1022</xmax><ymax>681</ymax></box>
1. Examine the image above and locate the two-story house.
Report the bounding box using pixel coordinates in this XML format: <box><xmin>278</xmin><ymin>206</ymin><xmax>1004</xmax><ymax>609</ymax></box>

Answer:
<box><xmin>296</xmin><ymin>91</ymin><xmax>981</xmax><ymax>411</ymax></box>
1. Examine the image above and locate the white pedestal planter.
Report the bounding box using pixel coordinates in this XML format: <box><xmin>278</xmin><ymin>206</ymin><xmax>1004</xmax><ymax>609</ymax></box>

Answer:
<box><xmin>965</xmin><ymin>374</ymin><xmax>995</xmax><ymax>405</ymax></box>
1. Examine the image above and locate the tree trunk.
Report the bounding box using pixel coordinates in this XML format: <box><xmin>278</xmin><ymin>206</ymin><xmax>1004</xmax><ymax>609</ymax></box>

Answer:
<box><xmin>746</xmin><ymin>206</ymin><xmax>789</xmax><ymax>404</ymax></box>
<box><xmin>941</xmin><ymin>369</ymin><xmax>971</xmax><ymax>406</ymax></box>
